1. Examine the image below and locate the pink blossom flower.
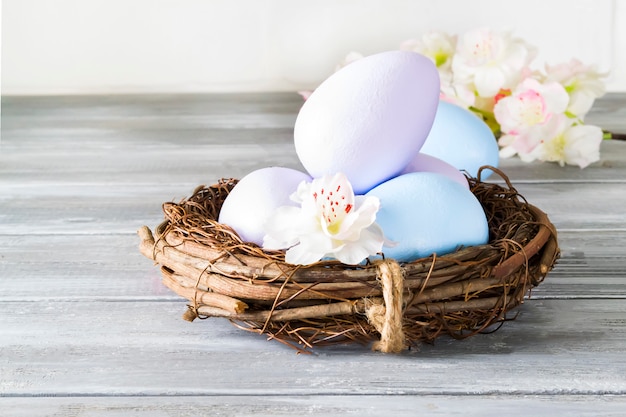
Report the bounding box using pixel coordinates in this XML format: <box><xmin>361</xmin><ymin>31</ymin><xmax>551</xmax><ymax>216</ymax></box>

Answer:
<box><xmin>494</xmin><ymin>78</ymin><xmax>570</xmax><ymax>154</ymax></box>
<box><xmin>495</xmin><ymin>78</ymin><xmax>569</xmax><ymax>132</ymax></box>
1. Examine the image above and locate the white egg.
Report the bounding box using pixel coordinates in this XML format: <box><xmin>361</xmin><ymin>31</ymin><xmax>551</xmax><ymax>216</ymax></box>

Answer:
<box><xmin>218</xmin><ymin>167</ymin><xmax>311</xmax><ymax>246</ymax></box>
<box><xmin>400</xmin><ymin>153</ymin><xmax>469</xmax><ymax>189</ymax></box>
<box><xmin>420</xmin><ymin>100</ymin><xmax>499</xmax><ymax>179</ymax></box>
<box><xmin>366</xmin><ymin>172</ymin><xmax>489</xmax><ymax>262</ymax></box>
<box><xmin>294</xmin><ymin>50</ymin><xmax>440</xmax><ymax>194</ymax></box>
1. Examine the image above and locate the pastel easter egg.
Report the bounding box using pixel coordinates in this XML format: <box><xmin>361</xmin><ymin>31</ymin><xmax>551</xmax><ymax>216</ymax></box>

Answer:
<box><xmin>294</xmin><ymin>50</ymin><xmax>440</xmax><ymax>194</ymax></box>
<box><xmin>419</xmin><ymin>100</ymin><xmax>499</xmax><ymax>179</ymax></box>
<box><xmin>366</xmin><ymin>172</ymin><xmax>489</xmax><ymax>262</ymax></box>
<box><xmin>400</xmin><ymin>152</ymin><xmax>469</xmax><ymax>189</ymax></box>
<box><xmin>218</xmin><ymin>167</ymin><xmax>311</xmax><ymax>246</ymax></box>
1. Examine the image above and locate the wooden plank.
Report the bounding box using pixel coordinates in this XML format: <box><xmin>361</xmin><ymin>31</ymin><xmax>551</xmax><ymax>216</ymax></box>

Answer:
<box><xmin>2</xmin><ymin>93</ymin><xmax>626</xmax><ymax>185</ymax></box>
<box><xmin>510</xmin><ymin>182</ymin><xmax>626</xmax><ymax>230</ymax></box>
<box><xmin>0</xmin><ymin>143</ymin><xmax>304</xmax><ymax>186</ymax></box>
<box><xmin>0</xmin><ymin>234</ymin><xmax>169</xmax><ymax>300</ymax></box>
<box><xmin>534</xmin><ymin>230</ymin><xmax>626</xmax><ymax>298</ymax></box>
<box><xmin>3</xmin><ymin>92</ymin><xmax>623</xmax><ymax>133</ymax></box>
<box><xmin>1</xmin><ymin>299</ymin><xmax>626</xmax><ymax>396</ymax></box>
<box><xmin>1</xmin><ymin>230</ymin><xmax>625</xmax><ymax>300</ymax></box>
<box><xmin>0</xmin><ymin>93</ymin><xmax>304</xmax><ymax>122</ymax></box>
<box><xmin>1</xmin><ymin>182</ymin><xmax>624</xmax><ymax>235</ymax></box>
<box><xmin>2</xmin><ymin>140</ymin><xmax>625</xmax><ymax>185</ymax></box>
<box><xmin>2</xmin><ymin>395</ymin><xmax>626</xmax><ymax>417</ymax></box>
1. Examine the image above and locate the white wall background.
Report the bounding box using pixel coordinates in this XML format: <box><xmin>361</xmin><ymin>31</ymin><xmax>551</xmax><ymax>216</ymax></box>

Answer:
<box><xmin>2</xmin><ymin>0</ymin><xmax>625</xmax><ymax>95</ymax></box>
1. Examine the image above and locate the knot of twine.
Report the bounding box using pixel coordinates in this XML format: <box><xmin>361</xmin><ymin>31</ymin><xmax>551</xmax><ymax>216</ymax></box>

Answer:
<box><xmin>183</xmin><ymin>305</ymin><xmax>199</xmax><ymax>322</ymax></box>
<box><xmin>365</xmin><ymin>259</ymin><xmax>406</xmax><ymax>353</ymax></box>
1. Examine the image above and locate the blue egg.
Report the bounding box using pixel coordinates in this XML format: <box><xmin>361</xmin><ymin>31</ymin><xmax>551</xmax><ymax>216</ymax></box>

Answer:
<box><xmin>366</xmin><ymin>172</ymin><xmax>489</xmax><ymax>262</ymax></box>
<box><xmin>420</xmin><ymin>101</ymin><xmax>499</xmax><ymax>179</ymax></box>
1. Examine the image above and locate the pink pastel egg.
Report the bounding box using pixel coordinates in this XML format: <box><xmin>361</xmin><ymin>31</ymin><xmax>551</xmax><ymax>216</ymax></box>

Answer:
<box><xmin>400</xmin><ymin>153</ymin><xmax>469</xmax><ymax>189</ymax></box>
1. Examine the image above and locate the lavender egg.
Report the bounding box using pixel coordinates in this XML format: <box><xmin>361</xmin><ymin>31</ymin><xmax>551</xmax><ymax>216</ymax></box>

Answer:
<box><xmin>218</xmin><ymin>167</ymin><xmax>311</xmax><ymax>246</ymax></box>
<box><xmin>294</xmin><ymin>50</ymin><xmax>440</xmax><ymax>194</ymax></box>
<box><xmin>420</xmin><ymin>100</ymin><xmax>499</xmax><ymax>179</ymax></box>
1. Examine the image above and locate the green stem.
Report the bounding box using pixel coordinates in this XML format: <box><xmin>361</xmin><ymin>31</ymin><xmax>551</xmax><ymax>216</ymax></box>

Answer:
<box><xmin>604</xmin><ymin>131</ymin><xmax>626</xmax><ymax>141</ymax></box>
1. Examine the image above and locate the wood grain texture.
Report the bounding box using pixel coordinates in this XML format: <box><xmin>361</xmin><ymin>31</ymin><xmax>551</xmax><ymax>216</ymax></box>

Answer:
<box><xmin>0</xmin><ymin>179</ymin><xmax>624</xmax><ymax>236</ymax></box>
<box><xmin>2</xmin><ymin>230</ymin><xmax>625</xmax><ymax>300</ymax></box>
<box><xmin>1</xmin><ymin>93</ymin><xmax>625</xmax><ymax>415</ymax></box>
<box><xmin>1</xmin><ymin>300</ymin><xmax>626</xmax><ymax>396</ymax></box>
<box><xmin>2</xmin><ymin>395</ymin><xmax>626</xmax><ymax>417</ymax></box>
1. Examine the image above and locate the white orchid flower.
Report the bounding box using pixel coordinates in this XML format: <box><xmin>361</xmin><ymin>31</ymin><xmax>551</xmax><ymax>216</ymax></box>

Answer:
<box><xmin>263</xmin><ymin>173</ymin><xmax>385</xmax><ymax>265</ymax></box>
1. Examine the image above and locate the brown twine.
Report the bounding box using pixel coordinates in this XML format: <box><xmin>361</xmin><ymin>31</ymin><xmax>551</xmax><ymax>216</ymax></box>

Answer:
<box><xmin>367</xmin><ymin>259</ymin><xmax>407</xmax><ymax>353</ymax></box>
<box><xmin>184</xmin><ymin>262</ymin><xmax>214</xmax><ymax>322</ymax></box>
<box><xmin>182</xmin><ymin>306</ymin><xmax>198</xmax><ymax>322</ymax></box>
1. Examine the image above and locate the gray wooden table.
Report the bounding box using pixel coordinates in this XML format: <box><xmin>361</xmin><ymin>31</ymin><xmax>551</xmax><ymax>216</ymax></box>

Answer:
<box><xmin>1</xmin><ymin>93</ymin><xmax>625</xmax><ymax>416</ymax></box>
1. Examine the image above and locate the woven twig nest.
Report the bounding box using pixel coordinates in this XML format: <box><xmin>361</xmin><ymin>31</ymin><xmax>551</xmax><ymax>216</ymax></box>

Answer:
<box><xmin>138</xmin><ymin>167</ymin><xmax>559</xmax><ymax>353</ymax></box>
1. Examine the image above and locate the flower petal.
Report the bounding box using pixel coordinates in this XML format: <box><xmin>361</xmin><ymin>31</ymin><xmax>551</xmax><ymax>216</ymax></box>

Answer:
<box><xmin>314</xmin><ymin>172</ymin><xmax>356</xmax><ymax>230</ymax></box>
<box><xmin>333</xmin><ymin>224</ymin><xmax>385</xmax><ymax>265</ymax></box>
<box><xmin>333</xmin><ymin>195</ymin><xmax>380</xmax><ymax>241</ymax></box>
<box><xmin>567</xmin><ymin>90</ymin><xmax>595</xmax><ymax>118</ymax></box>
<box><xmin>563</xmin><ymin>124</ymin><xmax>603</xmax><ymax>168</ymax></box>
<box><xmin>262</xmin><ymin>206</ymin><xmax>304</xmax><ymax>249</ymax></box>
<box><xmin>285</xmin><ymin>243</ymin><xmax>326</xmax><ymax>265</ymax></box>
<box><xmin>474</xmin><ymin>67</ymin><xmax>506</xmax><ymax>97</ymax></box>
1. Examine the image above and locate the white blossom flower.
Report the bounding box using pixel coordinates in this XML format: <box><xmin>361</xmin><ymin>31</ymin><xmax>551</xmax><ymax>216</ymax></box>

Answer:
<box><xmin>452</xmin><ymin>28</ymin><xmax>536</xmax><ymax>99</ymax></box>
<box><xmin>499</xmin><ymin>114</ymin><xmax>603</xmax><ymax>168</ymax></box>
<box><xmin>543</xmin><ymin>58</ymin><xmax>606</xmax><ymax>119</ymax></box>
<box><xmin>263</xmin><ymin>173</ymin><xmax>385</xmax><ymax>265</ymax></box>
<box><xmin>538</xmin><ymin>119</ymin><xmax>603</xmax><ymax>168</ymax></box>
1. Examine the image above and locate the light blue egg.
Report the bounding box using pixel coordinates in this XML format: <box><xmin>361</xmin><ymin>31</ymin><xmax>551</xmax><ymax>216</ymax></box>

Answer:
<box><xmin>420</xmin><ymin>101</ymin><xmax>499</xmax><ymax>179</ymax></box>
<box><xmin>366</xmin><ymin>172</ymin><xmax>489</xmax><ymax>262</ymax></box>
